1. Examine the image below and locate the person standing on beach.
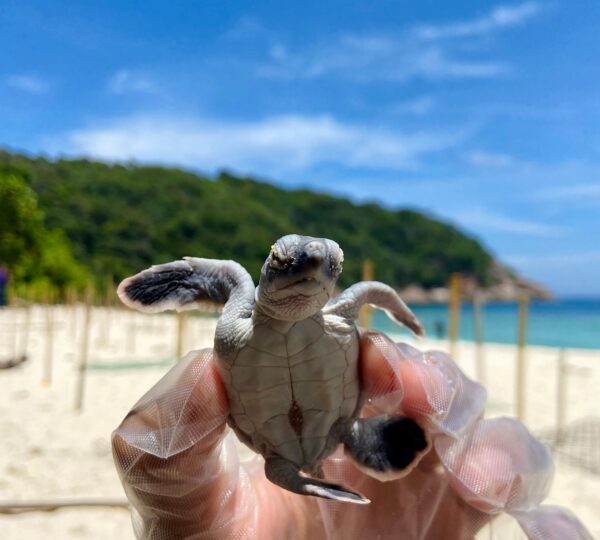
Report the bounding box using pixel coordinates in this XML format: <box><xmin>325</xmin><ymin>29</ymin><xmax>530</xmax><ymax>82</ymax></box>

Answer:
<box><xmin>0</xmin><ymin>265</ymin><xmax>8</xmax><ymax>307</ymax></box>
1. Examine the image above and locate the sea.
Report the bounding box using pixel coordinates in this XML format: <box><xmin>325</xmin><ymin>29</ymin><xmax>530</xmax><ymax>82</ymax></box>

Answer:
<box><xmin>371</xmin><ymin>298</ymin><xmax>600</xmax><ymax>350</ymax></box>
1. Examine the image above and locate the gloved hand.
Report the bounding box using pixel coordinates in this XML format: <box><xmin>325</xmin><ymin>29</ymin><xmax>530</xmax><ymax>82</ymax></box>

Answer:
<box><xmin>112</xmin><ymin>331</ymin><xmax>592</xmax><ymax>539</ymax></box>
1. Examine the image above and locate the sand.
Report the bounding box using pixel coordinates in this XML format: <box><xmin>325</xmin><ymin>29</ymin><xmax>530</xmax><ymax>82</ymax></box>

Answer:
<box><xmin>0</xmin><ymin>305</ymin><xmax>598</xmax><ymax>539</ymax></box>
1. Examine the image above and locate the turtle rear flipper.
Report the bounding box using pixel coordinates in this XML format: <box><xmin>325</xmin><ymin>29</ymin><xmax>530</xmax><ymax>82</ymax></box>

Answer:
<box><xmin>264</xmin><ymin>456</ymin><xmax>370</xmax><ymax>505</ymax></box>
<box><xmin>339</xmin><ymin>415</ymin><xmax>431</xmax><ymax>482</ymax></box>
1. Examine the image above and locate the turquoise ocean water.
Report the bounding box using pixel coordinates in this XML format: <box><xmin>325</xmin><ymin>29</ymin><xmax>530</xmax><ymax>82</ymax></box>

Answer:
<box><xmin>371</xmin><ymin>299</ymin><xmax>600</xmax><ymax>350</ymax></box>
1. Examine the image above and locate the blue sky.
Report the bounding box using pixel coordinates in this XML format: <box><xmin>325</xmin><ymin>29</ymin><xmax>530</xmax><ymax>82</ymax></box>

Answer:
<box><xmin>2</xmin><ymin>1</ymin><xmax>600</xmax><ymax>295</ymax></box>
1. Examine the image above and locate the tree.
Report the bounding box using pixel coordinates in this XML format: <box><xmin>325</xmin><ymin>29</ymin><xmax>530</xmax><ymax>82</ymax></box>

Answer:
<box><xmin>0</xmin><ymin>150</ymin><xmax>496</xmax><ymax>291</ymax></box>
<box><xmin>0</xmin><ymin>171</ymin><xmax>88</xmax><ymax>298</ymax></box>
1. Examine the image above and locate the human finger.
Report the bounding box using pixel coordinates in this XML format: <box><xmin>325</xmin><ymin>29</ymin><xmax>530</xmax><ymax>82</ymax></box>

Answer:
<box><xmin>359</xmin><ymin>332</ymin><xmax>550</xmax><ymax>512</ymax></box>
<box><xmin>359</xmin><ymin>333</ymin><xmax>592</xmax><ymax>538</ymax></box>
<box><xmin>112</xmin><ymin>349</ymin><xmax>257</xmax><ymax>538</ymax></box>
<box><xmin>437</xmin><ymin>417</ymin><xmax>594</xmax><ymax>538</ymax></box>
<box><xmin>513</xmin><ymin>505</ymin><xmax>593</xmax><ymax>540</ymax></box>
<box><xmin>359</xmin><ymin>331</ymin><xmax>486</xmax><ymax>435</ymax></box>
<box><xmin>436</xmin><ymin>416</ymin><xmax>552</xmax><ymax>513</ymax></box>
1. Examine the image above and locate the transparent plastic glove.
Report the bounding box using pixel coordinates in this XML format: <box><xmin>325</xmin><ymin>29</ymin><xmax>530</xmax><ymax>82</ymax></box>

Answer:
<box><xmin>112</xmin><ymin>332</ymin><xmax>592</xmax><ymax>539</ymax></box>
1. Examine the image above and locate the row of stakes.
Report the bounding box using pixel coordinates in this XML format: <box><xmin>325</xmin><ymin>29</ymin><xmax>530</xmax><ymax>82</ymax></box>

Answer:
<box><xmin>1</xmin><ymin>287</ymin><xmax>220</xmax><ymax>412</ymax></box>
<box><xmin>447</xmin><ymin>272</ymin><xmax>590</xmax><ymax>443</ymax></box>
<box><xmin>360</xmin><ymin>265</ymin><xmax>582</xmax><ymax>438</ymax></box>
<box><xmin>1</xmin><ymin>271</ymin><xmax>590</xmax><ymax>438</ymax></box>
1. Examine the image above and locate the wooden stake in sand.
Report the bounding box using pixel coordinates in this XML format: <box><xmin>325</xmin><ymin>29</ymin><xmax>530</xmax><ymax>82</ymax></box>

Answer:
<box><xmin>0</xmin><ymin>497</ymin><xmax>129</xmax><ymax>514</ymax></box>
<box><xmin>42</xmin><ymin>292</ymin><xmax>54</xmax><ymax>386</ymax></box>
<box><xmin>515</xmin><ymin>293</ymin><xmax>529</xmax><ymax>421</ymax></box>
<box><xmin>66</xmin><ymin>287</ymin><xmax>77</xmax><ymax>306</ymax></box>
<box><xmin>175</xmin><ymin>311</ymin><xmax>187</xmax><ymax>360</ymax></box>
<box><xmin>555</xmin><ymin>348</ymin><xmax>568</xmax><ymax>444</ymax></box>
<box><xmin>358</xmin><ymin>259</ymin><xmax>374</xmax><ymax>329</ymax></box>
<box><xmin>74</xmin><ymin>291</ymin><xmax>93</xmax><ymax>412</ymax></box>
<box><xmin>473</xmin><ymin>292</ymin><xmax>486</xmax><ymax>387</ymax></box>
<box><xmin>19</xmin><ymin>304</ymin><xmax>31</xmax><ymax>358</ymax></box>
<box><xmin>67</xmin><ymin>287</ymin><xmax>79</xmax><ymax>338</ymax></box>
<box><xmin>98</xmin><ymin>275</ymin><xmax>114</xmax><ymax>347</ymax></box>
<box><xmin>448</xmin><ymin>273</ymin><xmax>461</xmax><ymax>357</ymax></box>
<box><xmin>9</xmin><ymin>306</ymin><xmax>19</xmax><ymax>362</ymax></box>
<box><xmin>126</xmin><ymin>313</ymin><xmax>137</xmax><ymax>354</ymax></box>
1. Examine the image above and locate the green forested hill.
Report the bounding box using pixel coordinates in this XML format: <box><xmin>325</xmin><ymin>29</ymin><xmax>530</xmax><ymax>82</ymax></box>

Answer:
<box><xmin>0</xmin><ymin>150</ymin><xmax>494</xmax><ymax>291</ymax></box>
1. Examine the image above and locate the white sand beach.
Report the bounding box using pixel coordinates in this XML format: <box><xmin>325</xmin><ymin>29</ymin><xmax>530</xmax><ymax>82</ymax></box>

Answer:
<box><xmin>0</xmin><ymin>305</ymin><xmax>599</xmax><ymax>539</ymax></box>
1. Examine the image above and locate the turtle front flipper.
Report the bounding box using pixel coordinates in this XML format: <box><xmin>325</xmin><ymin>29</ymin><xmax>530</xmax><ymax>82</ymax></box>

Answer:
<box><xmin>264</xmin><ymin>456</ymin><xmax>370</xmax><ymax>505</ymax></box>
<box><xmin>118</xmin><ymin>258</ymin><xmax>255</xmax><ymax>317</ymax></box>
<box><xmin>338</xmin><ymin>415</ymin><xmax>430</xmax><ymax>482</ymax></box>
<box><xmin>324</xmin><ymin>281</ymin><xmax>424</xmax><ymax>336</ymax></box>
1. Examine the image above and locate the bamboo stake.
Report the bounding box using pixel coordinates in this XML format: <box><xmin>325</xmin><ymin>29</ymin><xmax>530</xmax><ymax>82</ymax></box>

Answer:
<box><xmin>0</xmin><ymin>498</ymin><xmax>129</xmax><ymax>514</ymax></box>
<box><xmin>74</xmin><ymin>290</ymin><xmax>93</xmax><ymax>411</ymax></box>
<box><xmin>358</xmin><ymin>259</ymin><xmax>374</xmax><ymax>328</ymax></box>
<box><xmin>189</xmin><ymin>316</ymin><xmax>198</xmax><ymax>349</ymax></box>
<box><xmin>555</xmin><ymin>348</ymin><xmax>568</xmax><ymax>444</ymax></box>
<box><xmin>42</xmin><ymin>291</ymin><xmax>54</xmax><ymax>386</ymax></box>
<box><xmin>201</xmin><ymin>314</ymin><xmax>213</xmax><ymax>348</ymax></box>
<box><xmin>10</xmin><ymin>307</ymin><xmax>19</xmax><ymax>362</ymax></box>
<box><xmin>19</xmin><ymin>304</ymin><xmax>31</xmax><ymax>358</ymax></box>
<box><xmin>67</xmin><ymin>287</ymin><xmax>78</xmax><ymax>338</ymax></box>
<box><xmin>472</xmin><ymin>292</ymin><xmax>486</xmax><ymax>386</ymax></box>
<box><xmin>105</xmin><ymin>274</ymin><xmax>114</xmax><ymax>307</ymax></box>
<box><xmin>515</xmin><ymin>293</ymin><xmax>529</xmax><ymax>421</ymax></box>
<box><xmin>175</xmin><ymin>311</ymin><xmax>187</xmax><ymax>360</ymax></box>
<box><xmin>448</xmin><ymin>273</ymin><xmax>461</xmax><ymax>357</ymax></box>
<box><xmin>126</xmin><ymin>315</ymin><xmax>137</xmax><ymax>354</ymax></box>
<box><xmin>66</xmin><ymin>287</ymin><xmax>76</xmax><ymax>306</ymax></box>
<box><xmin>99</xmin><ymin>275</ymin><xmax>114</xmax><ymax>347</ymax></box>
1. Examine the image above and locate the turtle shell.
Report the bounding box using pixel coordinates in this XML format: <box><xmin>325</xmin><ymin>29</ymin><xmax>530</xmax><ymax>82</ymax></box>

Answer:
<box><xmin>215</xmin><ymin>313</ymin><xmax>360</xmax><ymax>468</ymax></box>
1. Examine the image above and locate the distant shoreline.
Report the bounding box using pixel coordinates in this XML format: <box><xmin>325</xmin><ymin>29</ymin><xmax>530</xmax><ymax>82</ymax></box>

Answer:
<box><xmin>372</xmin><ymin>298</ymin><xmax>600</xmax><ymax>351</ymax></box>
<box><xmin>402</xmin><ymin>296</ymin><xmax>600</xmax><ymax>306</ymax></box>
<box><xmin>388</xmin><ymin>334</ymin><xmax>600</xmax><ymax>353</ymax></box>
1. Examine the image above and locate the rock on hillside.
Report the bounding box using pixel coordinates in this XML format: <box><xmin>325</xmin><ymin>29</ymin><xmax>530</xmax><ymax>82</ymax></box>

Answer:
<box><xmin>399</xmin><ymin>263</ymin><xmax>553</xmax><ymax>304</ymax></box>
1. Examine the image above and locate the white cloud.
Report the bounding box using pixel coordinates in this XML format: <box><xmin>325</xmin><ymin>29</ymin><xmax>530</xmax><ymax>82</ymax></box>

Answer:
<box><xmin>413</xmin><ymin>48</ymin><xmax>508</xmax><ymax>79</ymax></box>
<box><xmin>52</xmin><ymin>113</ymin><xmax>465</xmax><ymax>174</ymax></box>
<box><xmin>107</xmin><ymin>70</ymin><xmax>159</xmax><ymax>95</ymax></box>
<box><xmin>452</xmin><ymin>208</ymin><xmax>565</xmax><ymax>237</ymax></box>
<box><xmin>505</xmin><ymin>251</ymin><xmax>600</xmax><ymax>269</ymax></box>
<box><xmin>390</xmin><ymin>96</ymin><xmax>435</xmax><ymax>115</ymax></box>
<box><xmin>269</xmin><ymin>43</ymin><xmax>287</xmax><ymax>61</ymax></box>
<box><xmin>6</xmin><ymin>74</ymin><xmax>48</xmax><ymax>94</ymax></box>
<box><xmin>417</xmin><ymin>2</ymin><xmax>541</xmax><ymax>40</ymax></box>
<box><xmin>504</xmin><ymin>251</ymin><xmax>600</xmax><ymax>295</ymax></box>
<box><xmin>340</xmin><ymin>34</ymin><xmax>396</xmax><ymax>54</ymax></box>
<box><xmin>224</xmin><ymin>16</ymin><xmax>265</xmax><ymax>40</ymax></box>
<box><xmin>258</xmin><ymin>40</ymin><xmax>508</xmax><ymax>82</ymax></box>
<box><xmin>537</xmin><ymin>183</ymin><xmax>600</xmax><ymax>200</ymax></box>
<box><xmin>252</xmin><ymin>2</ymin><xmax>543</xmax><ymax>84</ymax></box>
<box><xmin>465</xmin><ymin>150</ymin><xmax>516</xmax><ymax>167</ymax></box>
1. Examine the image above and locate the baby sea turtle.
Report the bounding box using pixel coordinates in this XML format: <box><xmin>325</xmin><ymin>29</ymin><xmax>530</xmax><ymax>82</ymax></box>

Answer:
<box><xmin>118</xmin><ymin>234</ymin><xmax>429</xmax><ymax>504</ymax></box>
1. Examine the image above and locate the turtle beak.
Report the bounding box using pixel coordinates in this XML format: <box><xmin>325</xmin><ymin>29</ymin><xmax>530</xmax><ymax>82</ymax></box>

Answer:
<box><xmin>284</xmin><ymin>245</ymin><xmax>328</xmax><ymax>292</ymax></box>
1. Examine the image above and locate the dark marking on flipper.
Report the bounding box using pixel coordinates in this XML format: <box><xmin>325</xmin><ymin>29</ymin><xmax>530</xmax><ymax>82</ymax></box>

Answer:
<box><xmin>119</xmin><ymin>260</ymin><xmax>227</xmax><ymax>310</ymax></box>
<box><xmin>117</xmin><ymin>258</ymin><xmax>255</xmax><ymax>316</ymax></box>
<box><xmin>340</xmin><ymin>415</ymin><xmax>429</xmax><ymax>478</ymax></box>
<box><xmin>380</xmin><ymin>416</ymin><xmax>428</xmax><ymax>469</ymax></box>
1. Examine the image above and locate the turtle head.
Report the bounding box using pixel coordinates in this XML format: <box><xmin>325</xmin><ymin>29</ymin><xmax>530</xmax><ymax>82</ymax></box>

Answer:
<box><xmin>256</xmin><ymin>234</ymin><xmax>344</xmax><ymax>320</ymax></box>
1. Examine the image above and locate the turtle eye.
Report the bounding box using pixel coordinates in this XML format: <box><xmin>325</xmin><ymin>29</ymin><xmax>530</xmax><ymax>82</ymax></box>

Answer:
<box><xmin>328</xmin><ymin>250</ymin><xmax>343</xmax><ymax>277</ymax></box>
<box><xmin>270</xmin><ymin>246</ymin><xmax>285</xmax><ymax>268</ymax></box>
<box><xmin>270</xmin><ymin>245</ymin><xmax>293</xmax><ymax>270</ymax></box>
